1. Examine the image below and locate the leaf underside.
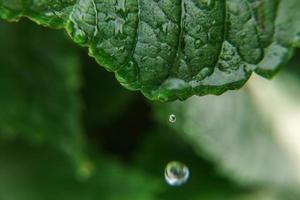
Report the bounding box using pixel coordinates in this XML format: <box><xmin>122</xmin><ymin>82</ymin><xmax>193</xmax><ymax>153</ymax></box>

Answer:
<box><xmin>0</xmin><ymin>0</ymin><xmax>299</xmax><ymax>101</ymax></box>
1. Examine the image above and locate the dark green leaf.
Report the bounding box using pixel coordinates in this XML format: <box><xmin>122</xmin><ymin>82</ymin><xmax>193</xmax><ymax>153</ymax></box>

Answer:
<box><xmin>0</xmin><ymin>0</ymin><xmax>299</xmax><ymax>101</ymax></box>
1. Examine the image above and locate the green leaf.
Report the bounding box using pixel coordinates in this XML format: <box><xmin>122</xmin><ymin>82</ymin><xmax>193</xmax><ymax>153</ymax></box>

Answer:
<box><xmin>0</xmin><ymin>21</ymin><xmax>83</xmax><ymax>158</ymax></box>
<box><xmin>0</xmin><ymin>140</ymin><xmax>161</xmax><ymax>200</ymax></box>
<box><xmin>0</xmin><ymin>0</ymin><xmax>299</xmax><ymax>101</ymax></box>
<box><xmin>154</xmin><ymin>71</ymin><xmax>300</xmax><ymax>193</ymax></box>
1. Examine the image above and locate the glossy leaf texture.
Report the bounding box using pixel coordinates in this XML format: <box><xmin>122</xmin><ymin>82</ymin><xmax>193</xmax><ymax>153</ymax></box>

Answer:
<box><xmin>0</xmin><ymin>0</ymin><xmax>299</xmax><ymax>101</ymax></box>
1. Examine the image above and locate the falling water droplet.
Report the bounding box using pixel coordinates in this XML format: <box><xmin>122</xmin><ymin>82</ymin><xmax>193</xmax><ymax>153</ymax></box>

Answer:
<box><xmin>165</xmin><ymin>161</ymin><xmax>189</xmax><ymax>186</ymax></box>
<box><xmin>169</xmin><ymin>114</ymin><xmax>176</xmax><ymax>123</ymax></box>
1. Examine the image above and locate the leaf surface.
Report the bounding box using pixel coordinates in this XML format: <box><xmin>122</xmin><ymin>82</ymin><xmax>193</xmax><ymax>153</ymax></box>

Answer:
<box><xmin>0</xmin><ymin>0</ymin><xmax>299</xmax><ymax>101</ymax></box>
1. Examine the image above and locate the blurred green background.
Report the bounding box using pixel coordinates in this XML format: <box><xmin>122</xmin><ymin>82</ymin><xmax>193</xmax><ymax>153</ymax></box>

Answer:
<box><xmin>1</xmin><ymin>20</ymin><xmax>300</xmax><ymax>200</ymax></box>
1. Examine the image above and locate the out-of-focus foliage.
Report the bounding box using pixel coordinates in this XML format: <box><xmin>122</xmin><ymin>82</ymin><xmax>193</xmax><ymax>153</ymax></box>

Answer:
<box><xmin>155</xmin><ymin>71</ymin><xmax>300</xmax><ymax>195</ymax></box>
<box><xmin>0</xmin><ymin>140</ymin><xmax>161</xmax><ymax>200</ymax></box>
<box><xmin>134</xmin><ymin>127</ymin><xmax>298</xmax><ymax>200</ymax></box>
<box><xmin>1</xmin><ymin>17</ymin><xmax>300</xmax><ymax>200</ymax></box>
<box><xmin>135</xmin><ymin>127</ymin><xmax>242</xmax><ymax>200</ymax></box>
<box><xmin>0</xmin><ymin>21</ymin><xmax>160</xmax><ymax>200</ymax></box>
<box><xmin>0</xmin><ymin>20</ymin><xmax>83</xmax><ymax>159</ymax></box>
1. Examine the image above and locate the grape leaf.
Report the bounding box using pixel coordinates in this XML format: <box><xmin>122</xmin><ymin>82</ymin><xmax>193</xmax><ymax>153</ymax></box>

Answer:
<box><xmin>0</xmin><ymin>21</ymin><xmax>83</xmax><ymax>159</ymax></box>
<box><xmin>154</xmin><ymin>72</ymin><xmax>300</xmax><ymax>193</ymax></box>
<box><xmin>0</xmin><ymin>0</ymin><xmax>299</xmax><ymax>101</ymax></box>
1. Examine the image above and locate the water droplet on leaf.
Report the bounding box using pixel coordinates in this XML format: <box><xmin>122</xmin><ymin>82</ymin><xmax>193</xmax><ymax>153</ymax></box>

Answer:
<box><xmin>116</xmin><ymin>0</ymin><xmax>126</xmax><ymax>13</ymax></box>
<box><xmin>169</xmin><ymin>114</ymin><xmax>176</xmax><ymax>123</ymax></box>
<box><xmin>114</xmin><ymin>18</ymin><xmax>125</xmax><ymax>36</ymax></box>
<box><xmin>162</xmin><ymin>23</ymin><xmax>168</xmax><ymax>33</ymax></box>
<box><xmin>165</xmin><ymin>161</ymin><xmax>189</xmax><ymax>186</ymax></box>
<box><xmin>72</xmin><ymin>29</ymin><xmax>87</xmax><ymax>44</ymax></box>
<box><xmin>195</xmin><ymin>39</ymin><xmax>203</xmax><ymax>48</ymax></box>
<box><xmin>197</xmin><ymin>0</ymin><xmax>214</xmax><ymax>9</ymax></box>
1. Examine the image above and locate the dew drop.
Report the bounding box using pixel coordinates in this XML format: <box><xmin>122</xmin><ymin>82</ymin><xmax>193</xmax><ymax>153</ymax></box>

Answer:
<box><xmin>198</xmin><ymin>0</ymin><xmax>214</xmax><ymax>9</ymax></box>
<box><xmin>104</xmin><ymin>14</ymin><xmax>114</xmax><ymax>22</ymax></box>
<box><xmin>194</xmin><ymin>39</ymin><xmax>203</xmax><ymax>48</ymax></box>
<box><xmin>169</xmin><ymin>114</ymin><xmax>176</xmax><ymax>123</ymax></box>
<box><xmin>165</xmin><ymin>161</ymin><xmax>189</xmax><ymax>186</ymax></box>
<box><xmin>114</xmin><ymin>18</ymin><xmax>125</xmax><ymax>36</ymax></box>
<box><xmin>295</xmin><ymin>31</ymin><xmax>300</xmax><ymax>42</ymax></box>
<box><xmin>116</xmin><ymin>0</ymin><xmax>126</xmax><ymax>13</ymax></box>
<box><xmin>162</xmin><ymin>23</ymin><xmax>168</xmax><ymax>33</ymax></box>
<box><xmin>72</xmin><ymin>29</ymin><xmax>87</xmax><ymax>44</ymax></box>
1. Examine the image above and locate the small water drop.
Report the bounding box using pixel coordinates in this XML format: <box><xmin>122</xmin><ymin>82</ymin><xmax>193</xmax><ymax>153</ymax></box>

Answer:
<box><xmin>114</xmin><ymin>18</ymin><xmax>125</xmax><ymax>36</ymax></box>
<box><xmin>116</xmin><ymin>0</ymin><xmax>126</xmax><ymax>13</ymax></box>
<box><xmin>72</xmin><ymin>29</ymin><xmax>87</xmax><ymax>44</ymax></box>
<box><xmin>165</xmin><ymin>161</ymin><xmax>189</xmax><ymax>186</ymax></box>
<box><xmin>198</xmin><ymin>0</ymin><xmax>214</xmax><ymax>9</ymax></box>
<box><xmin>104</xmin><ymin>14</ymin><xmax>114</xmax><ymax>22</ymax></box>
<box><xmin>162</xmin><ymin>23</ymin><xmax>168</xmax><ymax>33</ymax></box>
<box><xmin>194</xmin><ymin>39</ymin><xmax>203</xmax><ymax>48</ymax></box>
<box><xmin>117</xmin><ymin>46</ymin><xmax>125</xmax><ymax>52</ymax></box>
<box><xmin>169</xmin><ymin>114</ymin><xmax>176</xmax><ymax>123</ymax></box>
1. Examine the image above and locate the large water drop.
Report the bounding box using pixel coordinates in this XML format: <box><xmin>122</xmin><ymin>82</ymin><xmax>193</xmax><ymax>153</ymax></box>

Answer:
<box><xmin>165</xmin><ymin>161</ymin><xmax>189</xmax><ymax>186</ymax></box>
<box><xmin>169</xmin><ymin>114</ymin><xmax>176</xmax><ymax>123</ymax></box>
